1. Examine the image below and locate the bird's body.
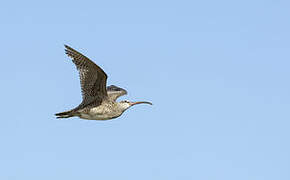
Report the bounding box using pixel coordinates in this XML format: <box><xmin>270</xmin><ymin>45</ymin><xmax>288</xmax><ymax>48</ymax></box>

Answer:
<box><xmin>77</xmin><ymin>100</ymin><xmax>125</xmax><ymax>120</ymax></box>
<box><xmin>55</xmin><ymin>45</ymin><xmax>152</xmax><ymax>120</ymax></box>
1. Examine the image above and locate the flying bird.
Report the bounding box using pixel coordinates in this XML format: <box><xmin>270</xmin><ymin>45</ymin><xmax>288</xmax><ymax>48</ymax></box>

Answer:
<box><xmin>55</xmin><ymin>45</ymin><xmax>152</xmax><ymax>120</ymax></box>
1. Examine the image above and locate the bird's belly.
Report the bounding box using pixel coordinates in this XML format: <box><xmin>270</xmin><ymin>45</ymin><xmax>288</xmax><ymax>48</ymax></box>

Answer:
<box><xmin>79</xmin><ymin>107</ymin><xmax>120</xmax><ymax>120</ymax></box>
<box><xmin>79</xmin><ymin>113</ymin><xmax>115</xmax><ymax>120</ymax></box>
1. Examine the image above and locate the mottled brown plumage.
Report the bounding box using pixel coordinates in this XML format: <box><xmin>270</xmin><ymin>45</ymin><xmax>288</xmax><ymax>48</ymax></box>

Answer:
<box><xmin>55</xmin><ymin>45</ymin><xmax>152</xmax><ymax>120</ymax></box>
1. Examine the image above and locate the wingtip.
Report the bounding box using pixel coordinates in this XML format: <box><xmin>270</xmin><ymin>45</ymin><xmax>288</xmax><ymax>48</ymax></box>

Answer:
<box><xmin>64</xmin><ymin>44</ymin><xmax>70</xmax><ymax>49</ymax></box>
<box><xmin>64</xmin><ymin>44</ymin><xmax>74</xmax><ymax>56</ymax></box>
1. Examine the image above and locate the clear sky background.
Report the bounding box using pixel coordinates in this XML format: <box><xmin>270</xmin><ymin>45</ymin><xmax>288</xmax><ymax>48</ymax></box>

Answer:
<box><xmin>0</xmin><ymin>0</ymin><xmax>289</xmax><ymax>179</ymax></box>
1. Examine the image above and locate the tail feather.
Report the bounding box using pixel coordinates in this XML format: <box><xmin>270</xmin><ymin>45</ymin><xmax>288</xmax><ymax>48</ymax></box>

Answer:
<box><xmin>55</xmin><ymin>110</ymin><xmax>74</xmax><ymax>119</ymax></box>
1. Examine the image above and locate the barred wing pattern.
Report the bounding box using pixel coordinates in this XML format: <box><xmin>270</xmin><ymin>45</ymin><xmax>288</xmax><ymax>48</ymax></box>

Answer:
<box><xmin>64</xmin><ymin>45</ymin><xmax>108</xmax><ymax>106</ymax></box>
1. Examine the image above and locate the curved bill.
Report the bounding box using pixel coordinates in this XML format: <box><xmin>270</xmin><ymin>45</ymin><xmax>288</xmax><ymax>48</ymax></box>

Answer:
<box><xmin>130</xmin><ymin>101</ymin><xmax>153</xmax><ymax>106</ymax></box>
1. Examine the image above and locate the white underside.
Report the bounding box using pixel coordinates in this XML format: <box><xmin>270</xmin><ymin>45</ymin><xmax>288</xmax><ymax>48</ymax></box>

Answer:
<box><xmin>78</xmin><ymin>106</ymin><xmax>122</xmax><ymax>120</ymax></box>
<box><xmin>78</xmin><ymin>113</ymin><xmax>118</xmax><ymax>120</ymax></box>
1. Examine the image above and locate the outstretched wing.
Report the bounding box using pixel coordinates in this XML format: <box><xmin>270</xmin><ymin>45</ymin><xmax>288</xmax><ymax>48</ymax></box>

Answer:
<box><xmin>64</xmin><ymin>45</ymin><xmax>108</xmax><ymax>106</ymax></box>
<box><xmin>107</xmin><ymin>85</ymin><xmax>127</xmax><ymax>101</ymax></box>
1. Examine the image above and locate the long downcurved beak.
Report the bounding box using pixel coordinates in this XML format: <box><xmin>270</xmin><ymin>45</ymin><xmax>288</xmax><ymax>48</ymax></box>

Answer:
<box><xmin>130</xmin><ymin>101</ymin><xmax>153</xmax><ymax>106</ymax></box>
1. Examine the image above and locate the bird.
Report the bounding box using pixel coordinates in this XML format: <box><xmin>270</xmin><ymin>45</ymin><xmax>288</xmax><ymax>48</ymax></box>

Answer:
<box><xmin>55</xmin><ymin>45</ymin><xmax>152</xmax><ymax>120</ymax></box>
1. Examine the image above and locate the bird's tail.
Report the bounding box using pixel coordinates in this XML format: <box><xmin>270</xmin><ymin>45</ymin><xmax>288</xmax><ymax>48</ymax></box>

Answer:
<box><xmin>55</xmin><ymin>110</ymin><xmax>75</xmax><ymax>119</ymax></box>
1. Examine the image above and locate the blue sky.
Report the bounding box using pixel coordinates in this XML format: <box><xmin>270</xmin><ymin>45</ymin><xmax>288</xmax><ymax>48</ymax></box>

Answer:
<box><xmin>0</xmin><ymin>0</ymin><xmax>289</xmax><ymax>179</ymax></box>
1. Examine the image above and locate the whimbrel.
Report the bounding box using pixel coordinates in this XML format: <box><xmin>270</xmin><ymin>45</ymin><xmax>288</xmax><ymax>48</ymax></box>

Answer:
<box><xmin>55</xmin><ymin>45</ymin><xmax>152</xmax><ymax>120</ymax></box>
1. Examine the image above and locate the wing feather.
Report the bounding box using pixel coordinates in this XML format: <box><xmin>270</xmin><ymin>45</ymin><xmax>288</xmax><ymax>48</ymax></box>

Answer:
<box><xmin>64</xmin><ymin>45</ymin><xmax>108</xmax><ymax>107</ymax></box>
<box><xmin>107</xmin><ymin>85</ymin><xmax>127</xmax><ymax>101</ymax></box>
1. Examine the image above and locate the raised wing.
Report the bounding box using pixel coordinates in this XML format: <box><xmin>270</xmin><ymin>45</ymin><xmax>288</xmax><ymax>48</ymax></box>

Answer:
<box><xmin>107</xmin><ymin>85</ymin><xmax>127</xmax><ymax>101</ymax></box>
<box><xmin>64</xmin><ymin>45</ymin><xmax>108</xmax><ymax>106</ymax></box>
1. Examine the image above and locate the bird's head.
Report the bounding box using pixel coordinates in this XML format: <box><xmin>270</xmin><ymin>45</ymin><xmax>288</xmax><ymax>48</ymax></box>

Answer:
<box><xmin>118</xmin><ymin>100</ymin><xmax>152</xmax><ymax>111</ymax></box>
